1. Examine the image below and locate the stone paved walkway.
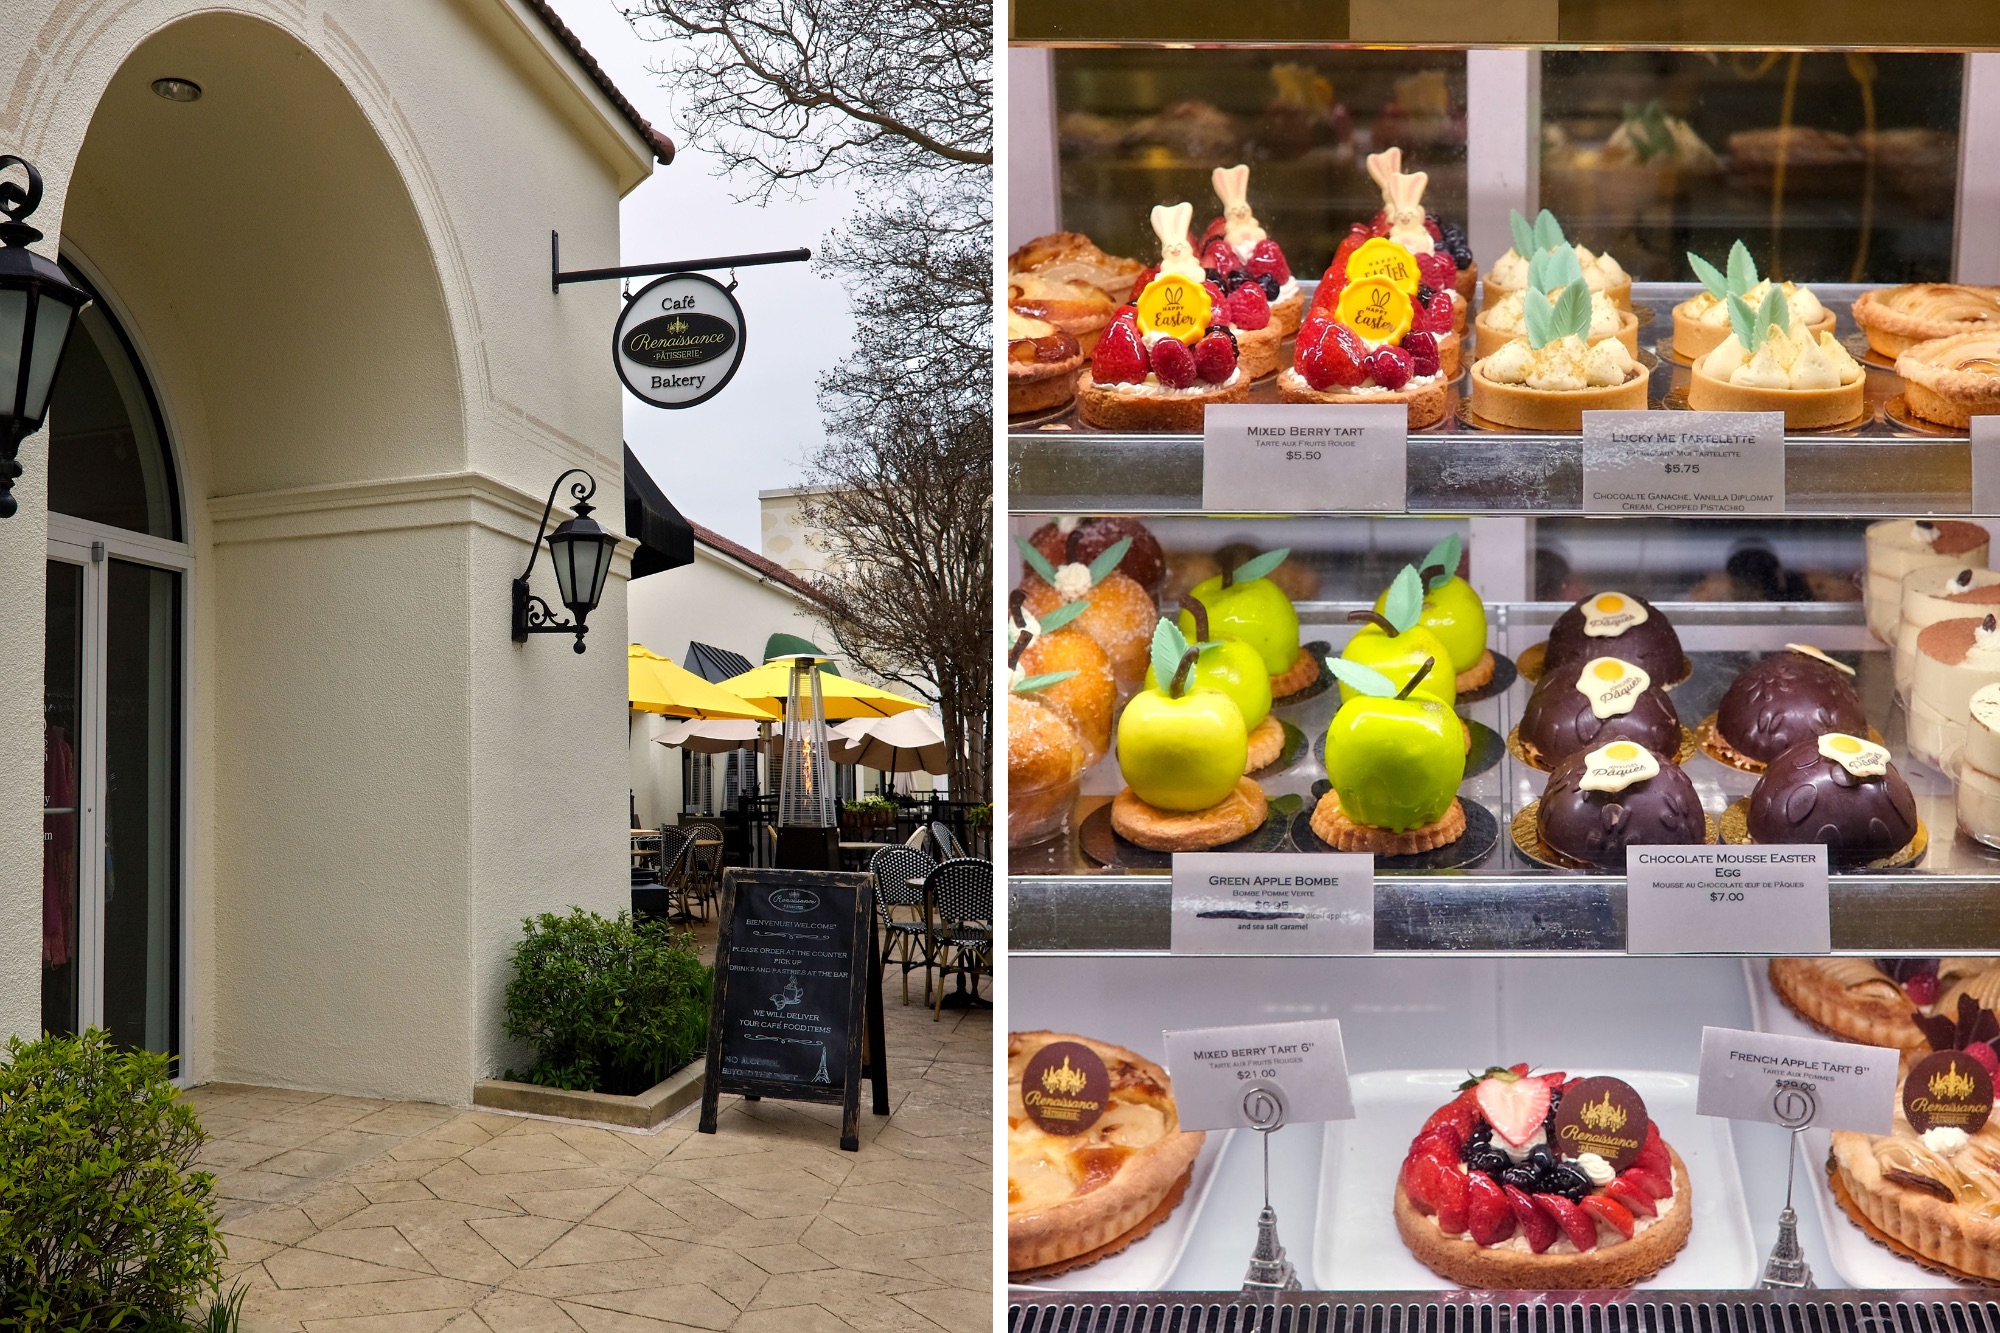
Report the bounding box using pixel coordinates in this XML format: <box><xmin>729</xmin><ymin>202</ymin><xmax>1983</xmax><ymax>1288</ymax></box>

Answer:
<box><xmin>188</xmin><ymin>999</ymin><xmax>991</xmax><ymax>1332</ymax></box>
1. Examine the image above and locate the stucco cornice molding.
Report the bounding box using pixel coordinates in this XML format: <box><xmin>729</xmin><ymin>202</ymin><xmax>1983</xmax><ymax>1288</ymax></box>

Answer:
<box><xmin>208</xmin><ymin>470</ymin><xmax>638</xmax><ymax>565</ymax></box>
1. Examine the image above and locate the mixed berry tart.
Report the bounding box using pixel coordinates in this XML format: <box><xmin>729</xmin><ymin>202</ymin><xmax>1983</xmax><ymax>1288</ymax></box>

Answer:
<box><xmin>1078</xmin><ymin>204</ymin><xmax>1265</xmax><ymax>432</ymax></box>
<box><xmin>1282</xmin><ymin>239</ymin><xmax>1457</xmax><ymax>427</ymax></box>
<box><xmin>1006</xmin><ymin>310</ymin><xmax>1085</xmax><ymax>417</ymax></box>
<box><xmin>1201</xmin><ymin>164</ymin><xmax>1303</xmax><ymax>336</ymax></box>
<box><xmin>1358</xmin><ymin>147</ymin><xmax>1477</xmax><ymax>312</ymax></box>
<box><xmin>1397</xmin><ymin>1065</ymin><xmax>1693</xmax><ymax>1289</ymax></box>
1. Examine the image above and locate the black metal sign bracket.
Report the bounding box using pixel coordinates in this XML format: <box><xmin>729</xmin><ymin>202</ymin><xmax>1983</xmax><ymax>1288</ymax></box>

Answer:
<box><xmin>550</xmin><ymin>231</ymin><xmax>811</xmax><ymax>295</ymax></box>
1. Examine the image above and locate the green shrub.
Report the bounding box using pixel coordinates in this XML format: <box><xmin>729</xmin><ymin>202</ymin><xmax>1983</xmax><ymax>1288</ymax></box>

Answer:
<box><xmin>0</xmin><ymin>1029</ymin><xmax>221</xmax><ymax>1331</ymax></box>
<box><xmin>503</xmin><ymin>910</ymin><xmax>711</xmax><ymax>1097</ymax></box>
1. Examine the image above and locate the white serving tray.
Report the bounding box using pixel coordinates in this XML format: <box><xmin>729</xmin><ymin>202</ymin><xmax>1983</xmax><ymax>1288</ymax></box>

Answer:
<box><xmin>1740</xmin><ymin>959</ymin><xmax>1972</xmax><ymax>1289</ymax></box>
<box><xmin>1311</xmin><ymin>1068</ymin><xmax>1757</xmax><ymax>1290</ymax></box>
<box><xmin>1009</xmin><ymin>1129</ymin><xmax>1235</xmax><ymax>1292</ymax></box>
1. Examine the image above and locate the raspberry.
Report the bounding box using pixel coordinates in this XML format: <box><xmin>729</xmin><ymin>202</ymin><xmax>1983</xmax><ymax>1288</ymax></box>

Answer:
<box><xmin>1193</xmin><ymin>330</ymin><xmax>1238</xmax><ymax>383</ymax></box>
<box><xmin>1091</xmin><ymin>311</ymin><xmax>1148</xmax><ymax>385</ymax></box>
<box><xmin>1203</xmin><ymin>280</ymin><xmax>1230</xmax><ymax>317</ymax></box>
<box><xmin>1201</xmin><ymin>215</ymin><xmax>1229</xmax><ymax>247</ymax></box>
<box><xmin>1905</xmin><ymin>970</ymin><xmax>1942</xmax><ymax>1007</ymax></box>
<box><xmin>1149</xmin><ymin>336</ymin><xmax>1197</xmax><ymax>389</ymax></box>
<box><xmin>1403</xmin><ymin>331</ymin><xmax>1441</xmax><ymax>378</ymax></box>
<box><xmin>1425</xmin><ymin>216</ymin><xmax>1444</xmax><ymax>243</ymax></box>
<box><xmin>1202</xmin><ymin>236</ymin><xmax>1242</xmax><ymax>277</ymax></box>
<box><xmin>1365</xmin><ymin>344</ymin><xmax>1413</xmax><ymax>390</ymax></box>
<box><xmin>1246</xmin><ymin>239</ymin><xmax>1291</xmax><ymax>285</ymax></box>
<box><xmin>1131</xmin><ymin>264</ymin><xmax>1159</xmax><ymax>295</ymax></box>
<box><xmin>1969</xmin><ymin>1043</ymin><xmax>2000</xmax><ymax>1081</ymax></box>
<box><xmin>1418</xmin><ymin>251</ymin><xmax>1459</xmax><ymax>290</ymax></box>
<box><xmin>1412</xmin><ymin>295</ymin><xmax>1454</xmax><ymax>334</ymax></box>
<box><xmin>1227</xmin><ymin>283</ymin><xmax>1271</xmax><ymax>330</ymax></box>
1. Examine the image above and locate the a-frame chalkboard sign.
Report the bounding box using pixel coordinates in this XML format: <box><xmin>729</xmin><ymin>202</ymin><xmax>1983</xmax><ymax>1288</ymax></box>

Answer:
<box><xmin>698</xmin><ymin>867</ymin><xmax>889</xmax><ymax>1151</ymax></box>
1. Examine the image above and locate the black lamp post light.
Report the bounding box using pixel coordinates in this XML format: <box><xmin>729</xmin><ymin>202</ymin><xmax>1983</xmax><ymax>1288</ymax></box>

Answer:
<box><xmin>0</xmin><ymin>157</ymin><xmax>89</xmax><ymax>519</ymax></box>
<box><xmin>513</xmin><ymin>468</ymin><xmax>618</xmax><ymax>653</ymax></box>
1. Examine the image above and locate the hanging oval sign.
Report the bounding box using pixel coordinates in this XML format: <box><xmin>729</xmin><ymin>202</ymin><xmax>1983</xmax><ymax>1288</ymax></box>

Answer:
<box><xmin>613</xmin><ymin>271</ymin><xmax>746</xmax><ymax>409</ymax></box>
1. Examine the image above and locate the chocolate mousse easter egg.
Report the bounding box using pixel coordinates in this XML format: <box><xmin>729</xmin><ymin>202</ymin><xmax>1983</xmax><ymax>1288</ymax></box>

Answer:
<box><xmin>1518</xmin><ymin>655</ymin><xmax>1681</xmax><ymax>769</ymax></box>
<box><xmin>1715</xmin><ymin>644</ymin><xmax>1868</xmax><ymax>766</ymax></box>
<box><xmin>1747</xmin><ymin>733</ymin><xmax>1917</xmax><ymax>857</ymax></box>
<box><xmin>1544</xmin><ymin>591</ymin><xmax>1684</xmax><ymax>684</ymax></box>
<box><xmin>1537</xmin><ymin>741</ymin><xmax>1707</xmax><ymax>869</ymax></box>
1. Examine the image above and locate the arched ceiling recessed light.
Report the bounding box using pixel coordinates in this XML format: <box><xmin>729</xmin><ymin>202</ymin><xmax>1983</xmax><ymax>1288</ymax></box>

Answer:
<box><xmin>150</xmin><ymin>78</ymin><xmax>202</xmax><ymax>103</ymax></box>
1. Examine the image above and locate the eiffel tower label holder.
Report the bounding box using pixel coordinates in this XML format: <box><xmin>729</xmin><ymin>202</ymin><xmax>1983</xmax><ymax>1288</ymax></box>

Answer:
<box><xmin>1239</xmin><ymin>1083</ymin><xmax>1303</xmax><ymax>1294</ymax></box>
<box><xmin>1760</xmin><ymin>1080</ymin><xmax>1817</xmax><ymax>1290</ymax></box>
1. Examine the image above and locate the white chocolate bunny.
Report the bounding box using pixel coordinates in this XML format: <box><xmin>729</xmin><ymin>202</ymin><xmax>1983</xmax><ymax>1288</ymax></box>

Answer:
<box><xmin>1149</xmin><ymin>202</ymin><xmax>1204</xmax><ymax>282</ymax></box>
<box><xmin>1365</xmin><ymin>148</ymin><xmax>1436</xmax><ymax>256</ymax></box>
<box><xmin>1211</xmin><ymin>165</ymin><xmax>1266</xmax><ymax>255</ymax></box>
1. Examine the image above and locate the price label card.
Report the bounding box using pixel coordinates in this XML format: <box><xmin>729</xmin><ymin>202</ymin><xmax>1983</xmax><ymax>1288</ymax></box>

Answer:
<box><xmin>1171</xmin><ymin>853</ymin><xmax>1374</xmax><ymax>955</ymax></box>
<box><xmin>1582</xmin><ymin>411</ymin><xmax>1785</xmax><ymax>515</ymax></box>
<box><xmin>1625</xmin><ymin>845</ymin><xmax>1828</xmax><ymax>955</ymax></box>
<box><xmin>1971</xmin><ymin>416</ymin><xmax>2000</xmax><ymax>518</ymax></box>
<box><xmin>1162</xmin><ymin>1019</ymin><xmax>1354</xmax><ymax>1131</ymax></box>
<box><xmin>1202</xmin><ymin>404</ymin><xmax>1406</xmax><ymax>513</ymax></box>
<box><xmin>1696</xmin><ymin>1026</ymin><xmax>1898</xmax><ymax>1134</ymax></box>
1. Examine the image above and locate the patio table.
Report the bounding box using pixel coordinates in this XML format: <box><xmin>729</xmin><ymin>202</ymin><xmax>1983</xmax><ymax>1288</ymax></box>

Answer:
<box><xmin>910</xmin><ymin>876</ymin><xmax>989</xmax><ymax>1011</ymax></box>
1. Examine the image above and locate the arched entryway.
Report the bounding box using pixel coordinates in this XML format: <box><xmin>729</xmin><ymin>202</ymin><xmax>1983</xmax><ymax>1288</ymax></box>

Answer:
<box><xmin>41</xmin><ymin>259</ymin><xmax>187</xmax><ymax>1062</ymax></box>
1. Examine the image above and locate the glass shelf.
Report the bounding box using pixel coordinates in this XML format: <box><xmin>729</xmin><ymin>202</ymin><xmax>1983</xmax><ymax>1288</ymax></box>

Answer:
<box><xmin>1009</xmin><ymin>285</ymin><xmax>1981</xmax><ymax>518</ymax></box>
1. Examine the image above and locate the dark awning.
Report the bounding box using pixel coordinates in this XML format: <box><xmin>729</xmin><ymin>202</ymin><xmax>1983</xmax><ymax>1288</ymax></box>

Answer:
<box><xmin>763</xmin><ymin>632</ymin><xmax>841</xmax><ymax>676</ymax></box>
<box><xmin>684</xmin><ymin>641</ymin><xmax>755</xmax><ymax>683</ymax></box>
<box><xmin>624</xmin><ymin>443</ymin><xmax>694</xmax><ymax>579</ymax></box>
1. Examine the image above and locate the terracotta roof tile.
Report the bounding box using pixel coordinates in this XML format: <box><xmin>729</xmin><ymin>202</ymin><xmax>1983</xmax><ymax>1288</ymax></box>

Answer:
<box><xmin>522</xmin><ymin>0</ymin><xmax>676</xmax><ymax>165</ymax></box>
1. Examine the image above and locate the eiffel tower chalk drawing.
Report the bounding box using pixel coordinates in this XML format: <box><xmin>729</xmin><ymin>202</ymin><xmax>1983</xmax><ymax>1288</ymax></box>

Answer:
<box><xmin>814</xmin><ymin>1045</ymin><xmax>831</xmax><ymax>1084</ymax></box>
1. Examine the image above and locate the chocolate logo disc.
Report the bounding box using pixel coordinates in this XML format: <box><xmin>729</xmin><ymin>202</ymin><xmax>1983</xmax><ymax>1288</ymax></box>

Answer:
<box><xmin>1905</xmin><ymin>1050</ymin><xmax>1993</xmax><ymax>1134</ymax></box>
<box><xmin>1021</xmin><ymin>1041</ymin><xmax>1110</xmax><ymax>1136</ymax></box>
<box><xmin>1551</xmin><ymin>1076</ymin><xmax>1649</xmax><ymax>1170</ymax></box>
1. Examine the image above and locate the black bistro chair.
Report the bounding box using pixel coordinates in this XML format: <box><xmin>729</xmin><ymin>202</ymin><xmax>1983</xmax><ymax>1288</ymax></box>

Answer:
<box><xmin>633</xmin><ymin>826</ymin><xmax>691</xmax><ymax>922</ymax></box>
<box><xmin>929</xmin><ymin>820</ymin><xmax>967</xmax><ymax>861</ymax></box>
<box><xmin>924</xmin><ymin>857</ymin><xmax>991</xmax><ymax>1021</ymax></box>
<box><xmin>870</xmin><ymin>843</ymin><xmax>936</xmax><ymax>1006</ymax></box>
<box><xmin>682</xmin><ymin>819</ymin><xmax>725</xmax><ymax>920</ymax></box>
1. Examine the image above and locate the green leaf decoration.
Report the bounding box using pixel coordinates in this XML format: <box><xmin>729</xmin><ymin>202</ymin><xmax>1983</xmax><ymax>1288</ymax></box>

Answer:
<box><xmin>1229</xmin><ymin>547</ymin><xmax>1291</xmax><ymax>585</ymax></box>
<box><xmin>1522</xmin><ymin>285</ymin><xmax>1556</xmax><ymax>349</ymax></box>
<box><xmin>1529</xmin><ymin>245</ymin><xmax>1583</xmax><ymax>296</ymax></box>
<box><xmin>1085</xmin><ymin>536</ymin><xmax>1133</xmax><ymax>586</ymax></box>
<box><xmin>1036</xmin><ymin>599</ymin><xmax>1089</xmax><ymax>633</ymax></box>
<box><xmin>1551</xmin><ymin>278</ymin><xmax>1593</xmax><ymax>343</ymax></box>
<box><xmin>1269</xmin><ymin>793</ymin><xmax>1303</xmax><ymax>818</ymax></box>
<box><xmin>1013</xmin><ymin>670</ymin><xmax>1078</xmax><ymax>695</ymax></box>
<box><xmin>1420</xmin><ymin>532</ymin><xmax>1462</xmax><ymax>589</ymax></box>
<box><xmin>1758</xmin><ymin>282</ymin><xmax>1789</xmax><ymax>338</ymax></box>
<box><xmin>1531</xmin><ymin>209</ymin><xmax>1567</xmax><ymax>253</ymax></box>
<box><xmin>1382</xmin><ymin>565</ymin><xmax>1424</xmax><ymax>632</ymax></box>
<box><xmin>1327</xmin><ymin>655</ymin><xmax>1398</xmax><ymax>698</ymax></box>
<box><xmin>1726</xmin><ymin>239</ymin><xmax>1759</xmax><ymax>297</ymax></box>
<box><xmin>1686</xmin><ymin>250</ymin><xmax>1730</xmax><ymax>302</ymax></box>
<box><xmin>1015</xmin><ymin>536</ymin><xmax>1059</xmax><ymax>585</ymax></box>
<box><xmin>1508</xmin><ymin>209</ymin><xmax>1536</xmax><ymax>259</ymax></box>
<box><xmin>1726</xmin><ymin>291</ymin><xmax>1759</xmax><ymax>353</ymax></box>
<box><xmin>1149</xmin><ymin>618</ymin><xmax>1188</xmax><ymax>695</ymax></box>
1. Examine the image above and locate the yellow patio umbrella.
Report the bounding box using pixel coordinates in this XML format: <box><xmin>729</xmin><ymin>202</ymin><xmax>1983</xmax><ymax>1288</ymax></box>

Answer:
<box><xmin>711</xmin><ymin>658</ymin><xmax>925</xmax><ymax>720</ymax></box>
<box><xmin>628</xmin><ymin>644</ymin><xmax>779</xmax><ymax>721</ymax></box>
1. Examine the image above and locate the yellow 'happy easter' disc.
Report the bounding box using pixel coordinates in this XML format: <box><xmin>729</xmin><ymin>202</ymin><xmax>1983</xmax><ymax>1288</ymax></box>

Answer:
<box><xmin>1135</xmin><ymin>274</ymin><xmax>1212</xmax><ymax>345</ymax></box>
<box><xmin>1335</xmin><ymin>277</ymin><xmax>1413</xmax><ymax>346</ymax></box>
<box><xmin>1346</xmin><ymin>238</ymin><xmax>1422</xmax><ymax>296</ymax></box>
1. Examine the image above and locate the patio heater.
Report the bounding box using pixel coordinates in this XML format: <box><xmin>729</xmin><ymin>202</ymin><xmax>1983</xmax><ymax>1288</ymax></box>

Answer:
<box><xmin>773</xmin><ymin>654</ymin><xmax>839</xmax><ymax>869</ymax></box>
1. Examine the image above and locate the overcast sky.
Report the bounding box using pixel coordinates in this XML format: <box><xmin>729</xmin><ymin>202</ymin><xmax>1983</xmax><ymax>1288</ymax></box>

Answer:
<box><xmin>542</xmin><ymin>0</ymin><xmax>856</xmax><ymax>549</ymax></box>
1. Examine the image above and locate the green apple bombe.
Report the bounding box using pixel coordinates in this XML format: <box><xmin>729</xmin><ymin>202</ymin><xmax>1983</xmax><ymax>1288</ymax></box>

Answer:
<box><xmin>1325</xmin><ymin>692</ymin><xmax>1465</xmax><ymax>832</ymax></box>
<box><xmin>1340</xmin><ymin>621</ymin><xmax>1459</xmax><ymax>709</ymax></box>
<box><xmin>1117</xmin><ymin>683</ymin><xmax>1248</xmax><ymax>811</ymax></box>
<box><xmin>1180</xmin><ymin>573</ymin><xmax>1300</xmax><ymax>678</ymax></box>
<box><xmin>1378</xmin><ymin>574</ymin><xmax>1488</xmax><ymax>679</ymax></box>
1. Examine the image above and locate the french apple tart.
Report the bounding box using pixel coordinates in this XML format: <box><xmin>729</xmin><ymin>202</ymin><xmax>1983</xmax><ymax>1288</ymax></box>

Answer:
<box><xmin>1854</xmin><ymin>284</ymin><xmax>2000</xmax><ymax>360</ymax></box>
<box><xmin>1006</xmin><ymin>311</ymin><xmax>1084</xmax><ymax>417</ymax></box>
<box><xmin>1008</xmin><ymin>231</ymin><xmax>1145</xmax><ymax>306</ymax></box>
<box><xmin>1008</xmin><ymin>1031</ymin><xmax>1205</xmax><ymax>1279</ymax></box>
<box><xmin>1010</xmin><ymin>274</ymin><xmax>1118</xmax><ymax>356</ymax></box>
<box><xmin>1896</xmin><ymin>332</ymin><xmax>2000</xmax><ymax>429</ymax></box>
<box><xmin>1769</xmin><ymin>958</ymin><xmax>1996</xmax><ymax>1052</ymax></box>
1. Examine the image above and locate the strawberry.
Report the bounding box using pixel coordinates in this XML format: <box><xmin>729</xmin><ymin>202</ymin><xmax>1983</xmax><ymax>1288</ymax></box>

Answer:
<box><xmin>1580</xmin><ymin>1194</ymin><xmax>1636</xmax><ymax>1240</ymax></box>
<box><xmin>1420</xmin><ymin>1093</ymin><xmax>1478</xmax><ymax>1148</ymax></box>
<box><xmin>1310</xmin><ymin>275</ymin><xmax>1344</xmax><ymax>316</ymax></box>
<box><xmin>1404</xmin><ymin>1128</ymin><xmax>1460</xmax><ymax>1174</ymax></box>
<box><xmin>1406</xmin><ymin>1150</ymin><xmax>1450</xmax><ymax>1216</ymax></box>
<box><xmin>1603</xmin><ymin>1177</ymin><xmax>1657</xmax><ymax>1218</ymax></box>
<box><xmin>1403</xmin><ymin>331</ymin><xmax>1441</xmax><ymax>379</ymax></box>
<box><xmin>1297</xmin><ymin>320</ymin><xmax>1365</xmax><ymax>391</ymax></box>
<box><xmin>1504</xmin><ymin>1183</ymin><xmax>1558</xmax><ymax>1253</ymax></box>
<box><xmin>1465</xmin><ymin>1171</ymin><xmax>1516</xmax><ymax>1246</ymax></box>
<box><xmin>1417</xmin><ymin>251</ymin><xmax>1458</xmax><ymax>291</ymax></box>
<box><xmin>1969</xmin><ymin>1043</ymin><xmax>2000</xmax><ymax>1081</ymax></box>
<box><xmin>1193</xmin><ymin>330</ymin><xmax>1238</xmax><ymax>384</ymax></box>
<box><xmin>1536</xmin><ymin>1192</ymin><xmax>1597</xmax><ymax>1251</ymax></box>
<box><xmin>1540</xmin><ymin>1072</ymin><xmax>1567</xmax><ymax>1088</ymax></box>
<box><xmin>1149</xmin><ymin>337</ymin><xmax>1197</xmax><ymax>389</ymax></box>
<box><xmin>1227</xmin><ymin>284</ymin><xmax>1271</xmax><ymax>330</ymax></box>
<box><xmin>1434</xmin><ymin>1164</ymin><xmax>1470</xmax><ymax>1236</ymax></box>
<box><xmin>1365</xmin><ymin>345</ymin><xmax>1413</xmax><ymax>392</ymax></box>
<box><xmin>1634</xmin><ymin>1124</ymin><xmax>1669</xmax><ymax>1177</ymax></box>
<box><xmin>1411</xmin><ymin>294</ymin><xmax>1454</xmax><ymax>335</ymax></box>
<box><xmin>1369</xmin><ymin>209</ymin><xmax>1391</xmax><ymax>237</ymax></box>
<box><xmin>1475</xmin><ymin>1070</ymin><xmax>1553</xmax><ymax>1148</ymax></box>
<box><xmin>1246</xmin><ymin>239</ymin><xmax>1291</xmax><ymax>285</ymax></box>
<box><xmin>1906</xmin><ymin>970</ymin><xmax>1942</xmax><ymax>1007</ymax></box>
<box><xmin>1201</xmin><ymin>215</ymin><xmax>1229</xmax><ymax>247</ymax></box>
<box><xmin>1091</xmin><ymin>312</ymin><xmax>1148</xmax><ymax>385</ymax></box>
<box><xmin>1131</xmin><ymin>264</ymin><xmax>1159</xmax><ymax>295</ymax></box>
<box><xmin>1620</xmin><ymin>1165</ymin><xmax>1671</xmax><ymax>1201</ymax></box>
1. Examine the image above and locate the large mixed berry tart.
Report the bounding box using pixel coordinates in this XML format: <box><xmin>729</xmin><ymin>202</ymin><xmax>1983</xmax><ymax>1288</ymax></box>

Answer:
<box><xmin>1397</xmin><ymin>1065</ymin><xmax>1692</xmax><ymax>1288</ymax></box>
<box><xmin>1201</xmin><ymin>164</ymin><xmax>1302</xmax><ymax>336</ymax></box>
<box><xmin>1008</xmin><ymin>1031</ymin><xmax>1205</xmax><ymax>1279</ymax></box>
<box><xmin>1769</xmin><ymin>957</ymin><xmax>1997</xmax><ymax>1053</ymax></box>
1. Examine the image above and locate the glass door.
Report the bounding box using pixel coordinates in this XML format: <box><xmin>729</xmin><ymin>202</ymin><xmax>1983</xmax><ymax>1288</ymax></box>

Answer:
<box><xmin>44</xmin><ymin>534</ymin><xmax>183</xmax><ymax>1065</ymax></box>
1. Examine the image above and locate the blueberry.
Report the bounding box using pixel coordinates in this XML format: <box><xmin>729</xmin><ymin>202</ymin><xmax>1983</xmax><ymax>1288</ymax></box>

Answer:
<box><xmin>1258</xmin><ymin>274</ymin><xmax>1281</xmax><ymax>300</ymax></box>
<box><xmin>1500</xmin><ymin>1164</ymin><xmax>1540</xmax><ymax>1193</ymax></box>
<box><xmin>1417</xmin><ymin>283</ymin><xmax>1437</xmax><ymax>308</ymax></box>
<box><xmin>1548</xmin><ymin>1163</ymin><xmax>1592</xmax><ymax>1202</ymax></box>
<box><xmin>1470</xmin><ymin>1149</ymin><xmax>1511</xmax><ymax>1176</ymax></box>
<box><xmin>1204</xmin><ymin>267</ymin><xmax>1222</xmax><ymax>285</ymax></box>
<box><xmin>1224</xmin><ymin>273</ymin><xmax>1248</xmax><ymax>292</ymax></box>
<box><xmin>1528</xmin><ymin>1145</ymin><xmax>1555</xmax><ymax>1171</ymax></box>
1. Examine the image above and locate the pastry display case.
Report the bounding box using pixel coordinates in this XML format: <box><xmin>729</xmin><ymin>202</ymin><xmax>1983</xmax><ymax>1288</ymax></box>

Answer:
<box><xmin>1005</xmin><ymin>5</ymin><xmax>2000</xmax><ymax>1310</ymax></box>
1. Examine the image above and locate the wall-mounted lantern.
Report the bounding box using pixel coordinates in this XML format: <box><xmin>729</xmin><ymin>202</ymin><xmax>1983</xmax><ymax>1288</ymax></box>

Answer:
<box><xmin>0</xmin><ymin>157</ymin><xmax>89</xmax><ymax>519</ymax></box>
<box><xmin>513</xmin><ymin>469</ymin><xmax>618</xmax><ymax>653</ymax></box>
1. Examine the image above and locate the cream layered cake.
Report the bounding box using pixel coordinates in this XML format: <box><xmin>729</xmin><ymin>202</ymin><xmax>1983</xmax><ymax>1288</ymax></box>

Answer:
<box><xmin>1897</xmin><ymin>567</ymin><xmax>2000</xmax><ymax>696</ymax></box>
<box><xmin>1958</xmin><ymin>684</ymin><xmax>2000</xmax><ymax>848</ymax></box>
<box><xmin>1911</xmin><ymin>613</ymin><xmax>2000</xmax><ymax>771</ymax></box>
<box><xmin>1865</xmin><ymin>520</ymin><xmax>1991</xmax><ymax>645</ymax></box>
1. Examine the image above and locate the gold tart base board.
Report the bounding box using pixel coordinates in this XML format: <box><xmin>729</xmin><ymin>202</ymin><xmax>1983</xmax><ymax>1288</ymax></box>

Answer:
<box><xmin>1008</xmin><ymin>1166</ymin><xmax>1194</xmax><ymax>1283</ymax></box>
<box><xmin>1511</xmin><ymin>800</ymin><xmax>1720</xmax><ymax>871</ymax></box>
<box><xmin>1664</xmin><ymin>384</ymin><xmax>1874</xmax><ymax>434</ymax></box>
<box><xmin>1246</xmin><ymin>720</ymin><xmax>1307</xmax><ymax>781</ymax></box>
<box><xmin>1506</xmin><ymin>722</ymin><xmax>1699</xmax><ymax>773</ymax></box>
<box><xmin>1695</xmin><ymin>715</ymin><xmax>1888</xmax><ymax>775</ymax></box>
<box><xmin>1455</xmin><ymin>650</ymin><xmax>1519</xmax><ymax>705</ymax></box>
<box><xmin>1719</xmin><ymin>798</ymin><xmax>1927</xmax><ymax>870</ymax></box>
<box><xmin>1825</xmin><ymin>1152</ymin><xmax>1998</xmax><ymax>1287</ymax></box>
<box><xmin>1844</xmin><ymin>332</ymin><xmax>1902</xmax><ymax>372</ymax></box>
